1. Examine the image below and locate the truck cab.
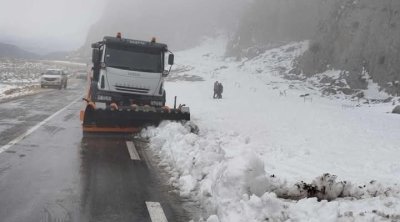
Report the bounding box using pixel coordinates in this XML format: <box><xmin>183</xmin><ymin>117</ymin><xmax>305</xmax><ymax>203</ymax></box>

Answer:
<box><xmin>91</xmin><ymin>36</ymin><xmax>174</xmax><ymax>107</ymax></box>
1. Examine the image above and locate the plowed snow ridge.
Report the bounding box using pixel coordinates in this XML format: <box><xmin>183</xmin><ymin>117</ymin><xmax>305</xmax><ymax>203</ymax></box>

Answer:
<box><xmin>141</xmin><ymin>38</ymin><xmax>400</xmax><ymax>222</ymax></box>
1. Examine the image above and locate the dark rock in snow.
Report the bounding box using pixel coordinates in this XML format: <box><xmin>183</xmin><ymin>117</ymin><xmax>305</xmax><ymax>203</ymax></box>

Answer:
<box><xmin>392</xmin><ymin>105</ymin><xmax>400</xmax><ymax>114</ymax></box>
<box><xmin>383</xmin><ymin>97</ymin><xmax>393</xmax><ymax>103</ymax></box>
<box><xmin>338</xmin><ymin>88</ymin><xmax>356</xmax><ymax>95</ymax></box>
<box><xmin>322</xmin><ymin>88</ymin><xmax>337</xmax><ymax>96</ymax></box>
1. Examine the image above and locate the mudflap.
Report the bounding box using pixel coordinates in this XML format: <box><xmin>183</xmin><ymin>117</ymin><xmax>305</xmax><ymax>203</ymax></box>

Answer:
<box><xmin>82</xmin><ymin>105</ymin><xmax>190</xmax><ymax>133</ymax></box>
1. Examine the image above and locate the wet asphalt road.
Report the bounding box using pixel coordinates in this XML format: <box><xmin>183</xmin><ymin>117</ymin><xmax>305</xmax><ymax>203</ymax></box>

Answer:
<box><xmin>0</xmin><ymin>79</ymin><xmax>193</xmax><ymax>222</ymax></box>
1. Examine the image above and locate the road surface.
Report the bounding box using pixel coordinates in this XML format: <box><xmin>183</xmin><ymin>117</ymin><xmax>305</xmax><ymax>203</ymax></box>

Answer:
<box><xmin>0</xmin><ymin>79</ymin><xmax>194</xmax><ymax>222</ymax></box>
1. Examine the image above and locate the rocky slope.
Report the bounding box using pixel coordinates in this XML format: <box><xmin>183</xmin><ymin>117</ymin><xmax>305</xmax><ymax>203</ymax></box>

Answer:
<box><xmin>296</xmin><ymin>0</ymin><xmax>400</xmax><ymax>96</ymax></box>
<box><xmin>226</xmin><ymin>0</ymin><xmax>336</xmax><ymax>58</ymax></box>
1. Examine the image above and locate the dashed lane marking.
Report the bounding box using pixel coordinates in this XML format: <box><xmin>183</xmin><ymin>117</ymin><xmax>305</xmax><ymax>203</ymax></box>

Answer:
<box><xmin>146</xmin><ymin>202</ymin><xmax>168</xmax><ymax>222</ymax></box>
<box><xmin>0</xmin><ymin>96</ymin><xmax>81</xmax><ymax>154</ymax></box>
<box><xmin>126</xmin><ymin>141</ymin><xmax>141</xmax><ymax>160</ymax></box>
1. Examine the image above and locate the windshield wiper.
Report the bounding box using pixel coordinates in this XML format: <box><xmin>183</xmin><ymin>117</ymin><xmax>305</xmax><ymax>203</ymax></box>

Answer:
<box><xmin>135</xmin><ymin>68</ymin><xmax>158</xmax><ymax>73</ymax></box>
<box><xmin>108</xmin><ymin>65</ymin><xmax>134</xmax><ymax>71</ymax></box>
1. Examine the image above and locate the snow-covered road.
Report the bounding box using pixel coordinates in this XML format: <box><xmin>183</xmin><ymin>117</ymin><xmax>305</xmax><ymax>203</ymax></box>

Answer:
<box><xmin>142</xmin><ymin>38</ymin><xmax>400</xmax><ymax>221</ymax></box>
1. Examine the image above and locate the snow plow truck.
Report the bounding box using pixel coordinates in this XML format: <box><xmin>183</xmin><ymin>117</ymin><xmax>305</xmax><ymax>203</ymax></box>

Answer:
<box><xmin>80</xmin><ymin>33</ymin><xmax>190</xmax><ymax>133</ymax></box>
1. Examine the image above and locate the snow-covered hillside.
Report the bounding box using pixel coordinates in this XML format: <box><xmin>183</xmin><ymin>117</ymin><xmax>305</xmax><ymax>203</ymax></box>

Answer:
<box><xmin>141</xmin><ymin>38</ymin><xmax>400</xmax><ymax>221</ymax></box>
<box><xmin>0</xmin><ymin>59</ymin><xmax>85</xmax><ymax>100</ymax></box>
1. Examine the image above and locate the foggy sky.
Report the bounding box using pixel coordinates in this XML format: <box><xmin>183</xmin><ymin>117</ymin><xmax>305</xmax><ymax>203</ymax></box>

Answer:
<box><xmin>0</xmin><ymin>0</ymin><xmax>106</xmax><ymax>52</ymax></box>
<box><xmin>0</xmin><ymin>0</ymin><xmax>247</xmax><ymax>54</ymax></box>
<box><xmin>82</xmin><ymin>0</ymin><xmax>248</xmax><ymax>52</ymax></box>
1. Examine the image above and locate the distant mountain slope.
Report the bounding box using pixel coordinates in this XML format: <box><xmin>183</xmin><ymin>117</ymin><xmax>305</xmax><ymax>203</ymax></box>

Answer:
<box><xmin>41</xmin><ymin>51</ymin><xmax>71</xmax><ymax>61</ymax></box>
<box><xmin>0</xmin><ymin>42</ymin><xmax>73</xmax><ymax>61</ymax></box>
<box><xmin>0</xmin><ymin>42</ymin><xmax>39</xmax><ymax>59</ymax></box>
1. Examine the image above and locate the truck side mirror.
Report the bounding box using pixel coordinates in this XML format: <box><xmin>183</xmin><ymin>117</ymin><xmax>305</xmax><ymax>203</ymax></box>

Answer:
<box><xmin>91</xmin><ymin>43</ymin><xmax>100</xmax><ymax>48</ymax></box>
<box><xmin>92</xmin><ymin>48</ymin><xmax>100</xmax><ymax>66</ymax></box>
<box><xmin>168</xmin><ymin>54</ymin><xmax>174</xmax><ymax>65</ymax></box>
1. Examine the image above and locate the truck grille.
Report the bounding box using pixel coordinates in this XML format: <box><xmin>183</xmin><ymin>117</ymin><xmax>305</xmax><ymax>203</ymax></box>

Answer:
<box><xmin>114</xmin><ymin>85</ymin><xmax>149</xmax><ymax>93</ymax></box>
<box><xmin>44</xmin><ymin>78</ymin><xmax>57</xmax><ymax>81</ymax></box>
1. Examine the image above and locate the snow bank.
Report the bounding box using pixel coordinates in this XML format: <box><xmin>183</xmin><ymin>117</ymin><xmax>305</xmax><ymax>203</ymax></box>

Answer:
<box><xmin>0</xmin><ymin>83</ymin><xmax>40</xmax><ymax>101</ymax></box>
<box><xmin>142</xmin><ymin>122</ymin><xmax>400</xmax><ymax>221</ymax></box>
<box><xmin>0</xmin><ymin>59</ymin><xmax>84</xmax><ymax>100</ymax></box>
<box><xmin>141</xmin><ymin>38</ymin><xmax>400</xmax><ymax>221</ymax></box>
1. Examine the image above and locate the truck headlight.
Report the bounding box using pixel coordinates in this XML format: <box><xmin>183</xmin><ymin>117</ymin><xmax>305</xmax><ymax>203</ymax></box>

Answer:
<box><xmin>150</xmin><ymin>101</ymin><xmax>163</xmax><ymax>106</ymax></box>
<box><xmin>159</xmin><ymin>83</ymin><xmax>164</xmax><ymax>95</ymax></box>
<box><xmin>97</xmin><ymin>95</ymin><xmax>112</xmax><ymax>101</ymax></box>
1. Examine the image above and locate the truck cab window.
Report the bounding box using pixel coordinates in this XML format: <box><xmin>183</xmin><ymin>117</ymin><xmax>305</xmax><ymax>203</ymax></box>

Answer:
<box><xmin>105</xmin><ymin>45</ymin><xmax>163</xmax><ymax>73</ymax></box>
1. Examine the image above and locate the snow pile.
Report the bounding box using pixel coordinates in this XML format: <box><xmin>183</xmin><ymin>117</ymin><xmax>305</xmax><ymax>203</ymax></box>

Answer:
<box><xmin>0</xmin><ymin>83</ymin><xmax>39</xmax><ymax>100</ymax></box>
<box><xmin>141</xmin><ymin>122</ymin><xmax>288</xmax><ymax>221</ymax></box>
<box><xmin>0</xmin><ymin>84</ymin><xmax>13</xmax><ymax>95</ymax></box>
<box><xmin>141</xmin><ymin>38</ymin><xmax>400</xmax><ymax>221</ymax></box>
<box><xmin>360</xmin><ymin>68</ymin><xmax>391</xmax><ymax>100</ymax></box>
<box><xmin>142</xmin><ymin>122</ymin><xmax>400</xmax><ymax>221</ymax></box>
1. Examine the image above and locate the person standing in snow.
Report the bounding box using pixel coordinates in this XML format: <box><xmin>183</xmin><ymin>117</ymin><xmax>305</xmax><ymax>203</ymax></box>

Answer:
<box><xmin>213</xmin><ymin>81</ymin><xmax>219</xmax><ymax>99</ymax></box>
<box><xmin>217</xmin><ymin>82</ymin><xmax>223</xmax><ymax>99</ymax></box>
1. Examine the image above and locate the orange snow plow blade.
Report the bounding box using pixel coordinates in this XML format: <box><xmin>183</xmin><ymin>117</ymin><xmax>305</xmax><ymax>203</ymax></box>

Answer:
<box><xmin>82</xmin><ymin>126</ymin><xmax>141</xmax><ymax>133</ymax></box>
<box><xmin>81</xmin><ymin>103</ymin><xmax>190</xmax><ymax>134</ymax></box>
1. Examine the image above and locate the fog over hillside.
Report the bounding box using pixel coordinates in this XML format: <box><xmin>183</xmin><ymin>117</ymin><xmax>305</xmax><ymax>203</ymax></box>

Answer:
<box><xmin>6</xmin><ymin>0</ymin><xmax>395</xmax><ymax>95</ymax></box>
<box><xmin>226</xmin><ymin>0</ymin><xmax>336</xmax><ymax>58</ymax></box>
<box><xmin>78</xmin><ymin>0</ymin><xmax>247</xmax><ymax>57</ymax></box>
<box><xmin>0</xmin><ymin>42</ymin><xmax>38</xmax><ymax>59</ymax></box>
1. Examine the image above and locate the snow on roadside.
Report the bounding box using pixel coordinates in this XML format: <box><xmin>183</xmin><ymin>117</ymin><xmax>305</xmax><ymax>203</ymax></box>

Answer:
<box><xmin>0</xmin><ymin>83</ymin><xmax>40</xmax><ymax>101</ymax></box>
<box><xmin>0</xmin><ymin>60</ymin><xmax>42</xmax><ymax>100</ymax></box>
<box><xmin>0</xmin><ymin>59</ymin><xmax>85</xmax><ymax>101</ymax></box>
<box><xmin>141</xmin><ymin>38</ymin><xmax>400</xmax><ymax>221</ymax></box>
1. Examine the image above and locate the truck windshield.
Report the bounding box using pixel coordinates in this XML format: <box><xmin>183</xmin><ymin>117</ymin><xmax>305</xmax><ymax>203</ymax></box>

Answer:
<box><xmin>105</xmin><ymin>46</ymin><xmax>163</xmax><ymax>73</ymax></box>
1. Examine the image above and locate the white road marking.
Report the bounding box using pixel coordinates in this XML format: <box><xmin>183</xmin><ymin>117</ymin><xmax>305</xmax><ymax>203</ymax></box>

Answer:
<box><xmin>146</xmin><ymin>202</ymin><xmax>168</xmax><ymax>222</ymax></box>
<box><xmin>126</xmin><ymin>141</ymin><xmax>140</xmax><ymax>160</ymax></box>
<box><xmin>0</xmin><ymin>96</ymin><xmax>81</xmax><ymax>154</ymax></box>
